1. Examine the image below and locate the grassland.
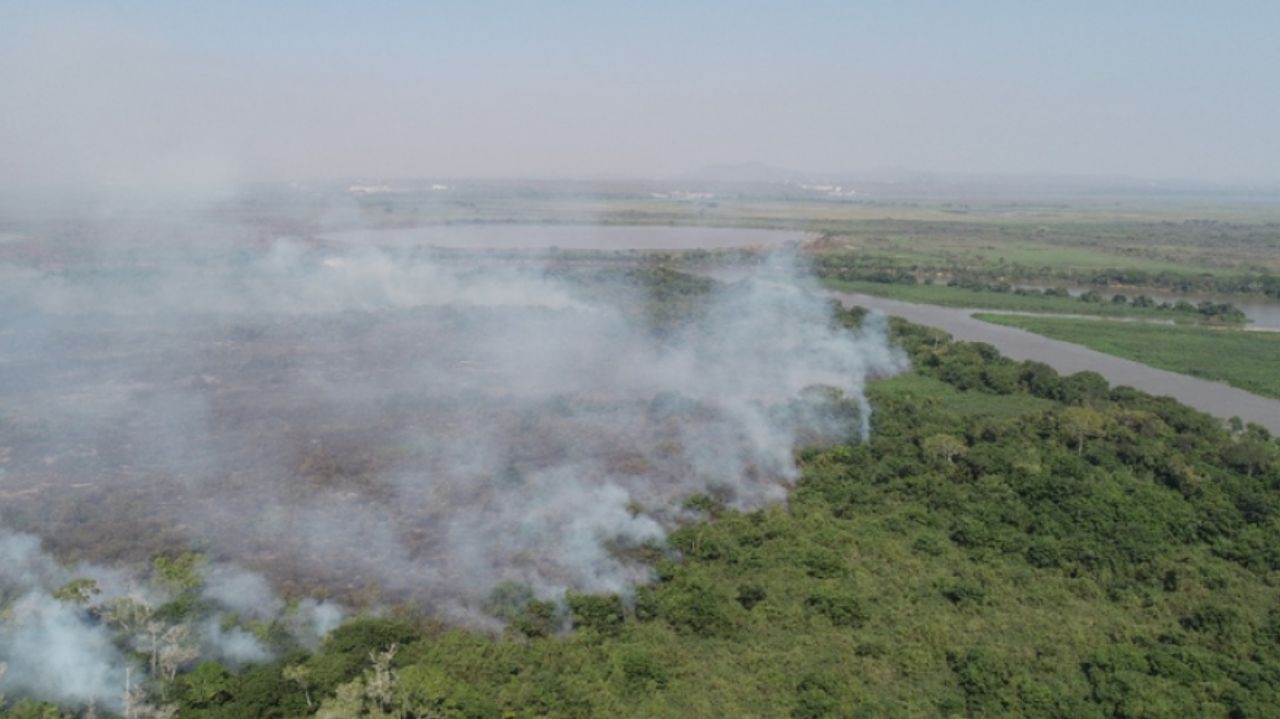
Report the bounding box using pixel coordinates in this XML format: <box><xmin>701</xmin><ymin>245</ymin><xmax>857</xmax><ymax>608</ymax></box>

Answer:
<box><xmin>975</xmin><ymin>314</ymin><xmax>1280</xmax><ymax>399</ymax></box>
<box><xmin>808</xmin><ymin>218</ymin><xmax>1280</xmax><ymax>294</ymax></box>
<box><xmin>816</xmin><ymin>232</ymin><xmax>1247</xmax><ymax>275</ymax></box>
<box><xmin>822</xmin><ymin>278</ymin><xmax>1205</xmax><ymax>319</ymax></box>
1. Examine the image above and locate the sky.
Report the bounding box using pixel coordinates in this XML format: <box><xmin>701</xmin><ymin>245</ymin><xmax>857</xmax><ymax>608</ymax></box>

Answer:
<box><xmin>2</xmin><ymin>1</ymin><xmax>1278</xmax><ymax>188</ymax></box>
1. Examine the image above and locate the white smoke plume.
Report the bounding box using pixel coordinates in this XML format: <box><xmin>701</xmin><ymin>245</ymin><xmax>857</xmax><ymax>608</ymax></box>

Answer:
<box><xmin>0</xmin><ymin>221</ymin><xmax>907</xmax><ymax>633</ymax></box>
<box><xmin>0</xmin><ymin>528</ymin><xmax>132</xmax><ymax>709</ymax></box>
<box><xmin>199</xmin><ymin>620</ymin><xmax>273</xmax><ymax>665</ymax></box>
<box><xmin>0</xmin><ymin>592</ymin><xmax>128</xmax><ymax>709</ymax></box>
<box><xmin>0</xmin><ymin>526</ymin><xmax>343</xmax><ymax>709</ymax></box>
<box><xmin>200</xmin><ymin>564</ymin><xmax>286</xmax><ymax>621</ymax></box>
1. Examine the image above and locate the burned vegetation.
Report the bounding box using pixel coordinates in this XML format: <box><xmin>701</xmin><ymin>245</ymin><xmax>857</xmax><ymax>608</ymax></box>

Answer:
<box><xmin>0</xmin><ymin>236</ymin><xmax>903</xmax><ymax>617</ymax></box>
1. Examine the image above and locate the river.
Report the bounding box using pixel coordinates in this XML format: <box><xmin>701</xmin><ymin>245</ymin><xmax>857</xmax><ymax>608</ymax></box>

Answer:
<box><xmin>828</xmin><ymin>290</ymin><xmax>1280</xmax><ymax>433</ymax></box>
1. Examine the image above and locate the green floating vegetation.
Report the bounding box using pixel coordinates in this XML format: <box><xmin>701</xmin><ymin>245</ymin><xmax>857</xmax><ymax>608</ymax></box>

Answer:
<box><xmin>975</xmin><ymin>313</ymin><xmax>1280</xmax><ymax>399</ymax></box>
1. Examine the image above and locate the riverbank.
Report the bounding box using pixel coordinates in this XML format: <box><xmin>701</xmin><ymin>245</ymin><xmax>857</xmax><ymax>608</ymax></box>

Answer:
<box><xmin>826</xmin><ymin>290</ymin><xmax>1280</xmax><ymax>433</ymax></box>
<box><xmin>974</xmin><ymin>314</ymin><xmax>1280</xmax><ymax>401</ymax></box>
<box><xmin>820</xmin><ymin>278</ymin><xmax>1266</xmax><ymax>326</ymax></box>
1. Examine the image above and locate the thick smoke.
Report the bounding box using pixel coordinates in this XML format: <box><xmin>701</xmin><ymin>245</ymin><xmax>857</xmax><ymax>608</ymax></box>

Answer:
<box><xmin>0</xmin><ymin>529</ymin><xmax>131</xmax><ymax>709</ymax></box>
<box><xmin>0</xmin><ymin>223</ymin><xmax>907</xmax><ymax>632</ymax></box>
<box><xmin>0</xmin><ymin>526</ymin><xmax>343</xmax><ymax>708</ymax></box>
<box><xmin>1</xmin><ymin>592</ymin><xmax>127</xmax><ymax>709</ymax></box>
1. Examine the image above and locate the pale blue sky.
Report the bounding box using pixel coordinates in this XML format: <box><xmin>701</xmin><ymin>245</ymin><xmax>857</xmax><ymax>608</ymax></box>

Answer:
<box><xmin>3</xmin><ymin>1</ymin><xmax>1278</xmax><ymax>186</ymax></box>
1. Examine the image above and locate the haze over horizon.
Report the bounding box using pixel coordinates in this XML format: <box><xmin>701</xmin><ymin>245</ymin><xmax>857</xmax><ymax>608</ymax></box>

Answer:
<box><xmin>3</xmin><ymin>1</ymin><xmax>1279</xmax><ymax>193</ymax></box>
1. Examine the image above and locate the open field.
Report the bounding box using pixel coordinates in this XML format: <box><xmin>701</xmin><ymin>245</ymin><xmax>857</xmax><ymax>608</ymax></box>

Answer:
<box><xmin>975</xmin><ymin>314</ymin><xmax>1280</xmax><ymax>400</ymax></box>
<box><xmin>806</xmin><ymin>218</ymin><xmax>1280</xmax><ymax>296</ymax></box>
<box><xmin>812</xmin><ymin>224</ymin><xmax>1277</xmax><ymax>273</ymax></box>
<box><xmin>821</xmin><ymin>278</ymin><xmax>1230</xmax><ymax>320</ymax></box>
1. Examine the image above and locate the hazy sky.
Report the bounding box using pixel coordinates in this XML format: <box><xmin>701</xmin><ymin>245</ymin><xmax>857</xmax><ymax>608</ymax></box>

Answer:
<box><xmin>2</xmin><ymin>1</ymin><xmax>1278</xmax><ymax>188</ymax></box>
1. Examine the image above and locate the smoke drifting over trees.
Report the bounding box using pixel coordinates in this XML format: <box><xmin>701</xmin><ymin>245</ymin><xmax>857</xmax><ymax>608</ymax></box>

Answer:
<box><xmin>0</xmin><ymin>219</ymin><xmax>904</xmax><ymax>705</ymax></box>
<box><xmin>0</xmin><ymin>526</ymin><xmax>342</xmax><ymax>709</ymax></box>
<box><xmin>0</xmin><ymin>529</ymin><xmax>131</xmax><ymax>707</ymax></box>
